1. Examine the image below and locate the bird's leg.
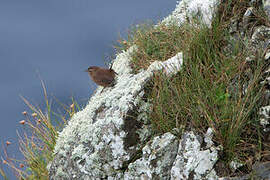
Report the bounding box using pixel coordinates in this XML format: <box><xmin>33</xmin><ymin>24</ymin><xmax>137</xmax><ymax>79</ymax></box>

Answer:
<box><xmin>109</xmin><ymin>63</ymin><xmax>118</xmax><ymax>75</ymax></box>
<box><xmin>109</xmin><ymin>62</ymin><xmax>113</xmax><ymax>69</ymax></box>
<box><xmin>100</xmin><ymin>87</ymin><xmax>105</xmax><ymax>93</ymax></box>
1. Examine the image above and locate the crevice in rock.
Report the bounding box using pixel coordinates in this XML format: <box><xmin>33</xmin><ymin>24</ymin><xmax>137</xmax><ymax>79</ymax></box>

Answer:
<box><xmin>120</xmin><ymin>148</ymin><xmax>143</xmax><ymax>172</ymax></box>
<box><xmin>122</xmin><ymin>107</ymin><xmax>143</xmax><ymax>149</ymax></box>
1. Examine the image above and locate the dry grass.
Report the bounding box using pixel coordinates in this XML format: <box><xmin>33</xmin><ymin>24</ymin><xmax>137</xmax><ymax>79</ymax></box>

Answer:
<box><xmin>1</xmin><ymin>81</ymin><xmax>81</xmax><ymax>180</ymax></box>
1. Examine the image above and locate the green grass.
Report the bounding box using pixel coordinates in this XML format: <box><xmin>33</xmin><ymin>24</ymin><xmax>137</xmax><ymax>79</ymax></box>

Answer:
<box><xmin>115</xmin><ymin>22</ymin><xmax>184</xmax><ymax>73</ymax></box>
<box><xmin>115</xmin><ymin>0</ymin><xmax>268</xmax><ymax>176</ymax></box>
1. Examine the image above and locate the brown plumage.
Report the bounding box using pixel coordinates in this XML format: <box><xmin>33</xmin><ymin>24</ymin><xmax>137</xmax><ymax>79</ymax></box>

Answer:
<box><xmin>85</xmin><ymin>66</ymin><xmax>117</xmax><ymax>87</ymax></box>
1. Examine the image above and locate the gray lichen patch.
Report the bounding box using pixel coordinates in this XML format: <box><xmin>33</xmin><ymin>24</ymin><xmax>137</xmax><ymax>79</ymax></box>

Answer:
<box><xmin>124</xmin><ymin>132</ymin><xmax>179</xmax><ymax>180</ymax></box>
<box><xmin>171</xmin><ymin>129</ymin><xmax>218</xmax><ymax>180</ymax></box>
<box><xmin>259</xmin><ymin>105</ymin><xmax>270</xmax><ymax>130</ymax></box>
<box><xmin>124</xmin><ymin>129</ymin><xmax>219</xmax><ymax>180</ymax></box>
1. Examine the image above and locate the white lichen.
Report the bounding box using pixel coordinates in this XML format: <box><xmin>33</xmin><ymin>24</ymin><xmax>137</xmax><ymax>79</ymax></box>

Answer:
<box><xmin>259</xmin><ymin>105</ymin><xmax>270</xmax><ymax>130</ymax></box>
<box><xmin>162</xmin><ymin>0</ymin><xmax>219</xmax><ymax>27</ymax></box>
<box><xmin>230</xmin><ymin>160</ymin><xmax>244</xmax><ymax>171</ymax></box>
<box><xmin>171</xmin><ymin>131</ymin><xmax>218</xmax><ymax>180</ymax></box>
<box><xmin>124</xmin><ymin>132</ymin><xmax>179</xmax><ymax>179</ymax></box>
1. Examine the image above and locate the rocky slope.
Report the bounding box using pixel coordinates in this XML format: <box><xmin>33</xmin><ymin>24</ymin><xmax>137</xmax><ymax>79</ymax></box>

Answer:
<box><xmin>49</xmin><ymin>0</ymin><xmax>270</xmax><ymax>179</ymax></box>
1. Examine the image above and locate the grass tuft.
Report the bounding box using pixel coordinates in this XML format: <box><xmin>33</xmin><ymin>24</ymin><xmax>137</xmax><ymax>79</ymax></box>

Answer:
<box><xmin>1</xmin><ymin>81</ymin><xmax>81</xmax><ymax>180</ymax></box>
<box><xmin>115</xmin><ymin>22</ymin><xmax>185</xmax><ymax>73</ymax></box>
<box><xmin>115</xmin><ymin>0</ymin><xmax>268</xmax><ymax>175</ymax></box>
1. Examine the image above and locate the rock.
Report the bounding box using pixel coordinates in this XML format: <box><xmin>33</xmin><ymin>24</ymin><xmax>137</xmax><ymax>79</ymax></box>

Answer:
<box><xmin>123</xmin><ymin>129</ymin><xmax>219</xmax><ymax>180</ymax></box>
<box><xmin>242</xmin><ymin>7</ymin><xmax>254</xmax><ymax>29</ymax></box>
<box><xmin>229</xmin><ymin>160</ymin><xmax>244</xmax><ymax>172</ymax></box>
<box><xmin>252</xmin><ymin>162</ymin><xmax>270</xmax><ymax>179</ymax></box>
<box><xmin>48</xmin><ymin>45</ymin><xmax>183</xmax><ymax>179</ymax></box>
<box><xmin>220</xmin><ymin>162</ymin><xmax>270</xmax><ymax>179</ymax></box>
<box><xmin>162</xmin><ymin>0</ymin><xmax>219</xmax><ymax>27</ymax></box>
<box><xmin>171</xmin><ymin>129</ymin><xmax>219</xmax><ymax>180</ymax></box>
<box><xmin>250</xmin><ymin>26</ymin><xmax>270</xmax><ymax>53</ymax></box>
<box><xmin>263</xmin><ymin>0</ymin><xmax>270</xmax><ymax>19</ymax></box>
<box><xmin>259</xmin><ymin>105</ymin><xmax>270</xmax><ymax>130</ymax></box>
<box><xmin>124</xmin><ymin>132</ymin><xmax>179</xmax><ymax>180</ymax></box>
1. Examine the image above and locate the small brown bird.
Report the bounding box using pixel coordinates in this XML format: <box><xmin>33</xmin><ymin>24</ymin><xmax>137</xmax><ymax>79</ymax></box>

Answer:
<box><xmin>85</xmin><ymin>66</ymin><xmax>117</xmax><ymax>87</ymax></box>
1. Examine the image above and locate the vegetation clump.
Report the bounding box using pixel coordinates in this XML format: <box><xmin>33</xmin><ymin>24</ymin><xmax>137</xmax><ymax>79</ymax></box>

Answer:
<box><xmin>116</xmin><ymin>0</ymin><xmax>270</xmax><ymax>176</ymax></box>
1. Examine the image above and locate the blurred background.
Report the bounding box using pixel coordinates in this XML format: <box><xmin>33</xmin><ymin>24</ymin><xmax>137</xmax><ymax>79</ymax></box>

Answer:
<box><xmin>0</xmin><ymin>0</ymin><xmax>176</xmax><ymax>178</ymax></box>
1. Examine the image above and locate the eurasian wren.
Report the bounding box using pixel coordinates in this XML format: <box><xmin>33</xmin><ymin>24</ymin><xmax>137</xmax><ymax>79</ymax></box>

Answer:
<box><xmin>85</xmin><ymin>66</ymin><xmax>117</xmax><ymax>87</ymax></box>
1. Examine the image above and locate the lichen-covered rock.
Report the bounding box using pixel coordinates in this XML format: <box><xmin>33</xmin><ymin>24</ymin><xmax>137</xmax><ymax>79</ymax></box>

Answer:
<box><xmin>171</xmin><ymin>129</ymin><xmax>219</xmax><ymax>180</ymax></box>
<box><xmin>162</xmin><ymin>0</ymin><xmax>219</xmax><ymax>27</ymax></box>
<box><xmin>259</xmin><ymin>105</ymin><xmax>270</xmax><ymax>131</ymax></box>
<box><xmin>249</xmin><ymin>26</ymin><xmax>270</xmax><ymax>132</ymax></box>
<box><xmin>264</xmin><ymin>0</ymin><xmax>270</xmax><ymax>19</ymax></box>
<box><xmin>250</xmin><ymin>26</ymin><xmax>270</xmax><ymax>53</ymax></box>
<box><xmin>124</xmin><ymin>129</ymin><xmax>219</xmax><ymax>180</ymax></box>
<box><xmin>48</xmin><ymin>45</ymin><xmax>183</xmax><ymax>179</ymax></box>
<box><xmin>124</xmin><ymin>132</ymin><xmax>179</xmax><ymax>180</ymax></box>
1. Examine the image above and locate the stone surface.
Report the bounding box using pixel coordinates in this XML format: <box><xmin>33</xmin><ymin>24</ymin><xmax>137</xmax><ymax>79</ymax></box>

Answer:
<box><xmin>123</xmin><ymin>129</ymin><xmax>219</xmax><ymax>180</ymax></box>
<box><xmin>250</xmin><ymin>26</ymin><xmax>270</xmax><ymax>53</ymax></box>
<box><xmin>124</xmin><ymin>132</ymin><xmax>179</xmax><ymax>180</ymax></box>
<box><xmin>162</xmin><ymin>0</ymin><xmax>219</xmax><ymax>27</ymax></box>
<box><xmin>251</xmin><ymin>26</ymin><xmax>270</xmax><ymax>133</ymax></box>
<box><xmin>252</xmin><ymin>162</ymin><xmax>270</xmax><ymax>179</ymax></box>
<box><xmin>264</xmin><ymin>0</ymin><xmax>270</xmax><ymax>19</ymax></box>
<box><xmin>259</xmin><ymin>105</ymin><xmax>270</xmax><ymax>131</ymax></box>
<box><xmin>242</xmin><ymin>7</ymin><xmax>254</xmax><ymax>29</ymax></box>
<box><xmin>171</xmin><ymin>129</ymin><xmax>219</xmax><ymax>180</ymax></box>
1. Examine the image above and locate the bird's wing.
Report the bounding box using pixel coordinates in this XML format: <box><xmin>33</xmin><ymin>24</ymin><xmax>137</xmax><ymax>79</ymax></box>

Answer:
<box><xmin>101</xmin><ymin>74</ymin><xmax>114</xmax><ymax>83</ymax></box>
<box><xmin>95</xmin><ymin>71</ymin><xmax>114</xmax><ymax>83</ymax></box>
